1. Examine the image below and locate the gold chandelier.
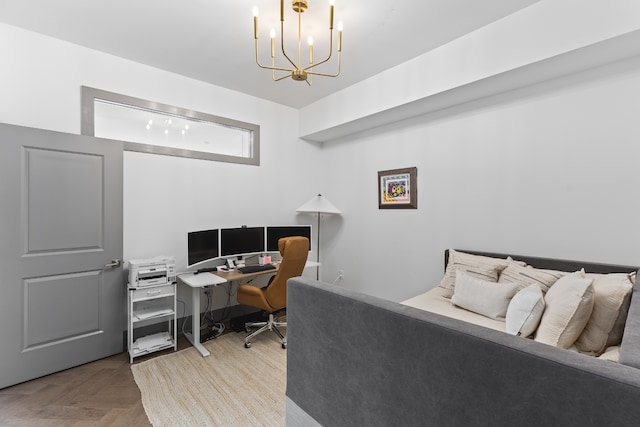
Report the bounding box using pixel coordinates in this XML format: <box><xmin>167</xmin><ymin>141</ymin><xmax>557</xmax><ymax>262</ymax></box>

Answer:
<box><xmin>253</xmin><ymin>0</ymin><xmax>343</xmax><ymax>85</ymax></box>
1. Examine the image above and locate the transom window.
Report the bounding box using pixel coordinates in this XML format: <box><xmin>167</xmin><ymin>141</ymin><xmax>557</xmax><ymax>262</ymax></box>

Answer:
<box><xmin>81</xmin><ymin>86</ymin><xmax>260</xmax><ymax>165</ymax></box>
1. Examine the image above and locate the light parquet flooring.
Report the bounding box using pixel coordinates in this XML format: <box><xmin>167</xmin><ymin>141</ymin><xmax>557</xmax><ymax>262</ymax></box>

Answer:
<box><xmin>0</xmin><ymin>335</ymin><xmax>196</xmax><ymax>426</ymax></box>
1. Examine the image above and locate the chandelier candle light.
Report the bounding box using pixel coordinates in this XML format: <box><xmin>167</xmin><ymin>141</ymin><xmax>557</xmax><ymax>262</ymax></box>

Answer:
<box><xmin>253</xmin><ymin>0</ymin><xmax>343</xmax><ymax>85</ymax></box>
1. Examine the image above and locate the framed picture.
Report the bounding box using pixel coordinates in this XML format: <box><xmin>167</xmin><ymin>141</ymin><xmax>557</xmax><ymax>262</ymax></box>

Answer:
<box><xmin>378</xmin><ymin>167</ymin><xmax>417</xmax><ymax>209</ymax></box>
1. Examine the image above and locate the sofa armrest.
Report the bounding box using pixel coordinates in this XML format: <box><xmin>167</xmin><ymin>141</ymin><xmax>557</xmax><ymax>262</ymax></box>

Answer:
<box><xmin>620</xmin><ymin>270</ymin><xmax>640</xmax><ymax>368</ymax></box>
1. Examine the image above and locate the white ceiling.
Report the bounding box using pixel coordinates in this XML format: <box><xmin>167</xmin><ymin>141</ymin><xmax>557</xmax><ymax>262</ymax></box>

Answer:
<box><xmin>0</xmin><ymin>0</ymin><xmax>538</xmax><ymax>109</ymax></box>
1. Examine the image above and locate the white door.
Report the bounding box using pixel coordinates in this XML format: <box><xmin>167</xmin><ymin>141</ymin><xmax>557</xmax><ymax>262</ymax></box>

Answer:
<box><xmin>0</xmin><ymin>123</ymin><xmax>123</xmax><ymax>389</ymax></box>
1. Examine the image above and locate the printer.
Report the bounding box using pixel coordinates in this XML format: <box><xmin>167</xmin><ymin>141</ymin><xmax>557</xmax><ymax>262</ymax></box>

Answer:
<box><xmin>128</xmin><ymin>256</ymin><xmax>176</xmax><ymax>288</ymax></box>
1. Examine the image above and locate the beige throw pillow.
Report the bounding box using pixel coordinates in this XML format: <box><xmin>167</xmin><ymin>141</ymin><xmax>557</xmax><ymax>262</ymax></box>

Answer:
<box><xmin>534</xmin><ymin>274</ymin><xmax>594</xmax><ymax>349</ymax></box>
<box><xmin>438</xmin><ymin>250</ymin><xmax>509</xmax><ymax>298</ymax></box>
<box><xmin>505</xmin><ymin>283</ymin><xmax>546</xmax><ymax>338</ymax></box>
<box><xmin>574</xmin><ymin>273</ymin><xmax>634</xmax><ymax>354</ymax></box>
<box><xmin>498</xmin><ymin>262</ymin><xmax>566</xmax><ymax>293</ymax></box>
<box><xmin>451</xmin><ymin>271</ymin><xmax>519</xmax><ymax>320</ymax></box>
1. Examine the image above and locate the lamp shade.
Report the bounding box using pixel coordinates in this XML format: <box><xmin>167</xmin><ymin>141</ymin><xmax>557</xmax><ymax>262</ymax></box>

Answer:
<box><xmin>296</xmin><ymin>194</ymin><xmax>341</xmax><ymax>214</ymax></box>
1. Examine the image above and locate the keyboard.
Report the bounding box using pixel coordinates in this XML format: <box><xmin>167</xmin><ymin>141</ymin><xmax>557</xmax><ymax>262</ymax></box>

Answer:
<box><xmin>237</xmin><ymin>264</ymin><xmax>276</xmax><ymax>274</ymax></box>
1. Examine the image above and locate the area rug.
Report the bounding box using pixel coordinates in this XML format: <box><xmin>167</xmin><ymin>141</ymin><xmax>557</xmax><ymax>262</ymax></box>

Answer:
<box><xmin>131</xmin><ymin>332</ymin><xmax>286</xmax><ymax>426</ymax></box>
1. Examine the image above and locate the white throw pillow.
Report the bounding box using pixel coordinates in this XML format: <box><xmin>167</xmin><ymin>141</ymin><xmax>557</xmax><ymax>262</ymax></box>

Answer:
<box><xmin>598</xmin><ymin>346</ymin><xmax>621</xmax><ymax>363</ymax></box>
<box><xmin>534</xmin><ymin>274</ymin><xmax>594</xmax><ymax>349</ymax></box>
<box><xmin>505</xmin><ymin>283</ymin><xmax>546</xmax><ymax>337</ymax></box>
<box><xmin>451</xmin><ymin>271</ymin><xmax>519</xmax><ymax>320</ymax></box>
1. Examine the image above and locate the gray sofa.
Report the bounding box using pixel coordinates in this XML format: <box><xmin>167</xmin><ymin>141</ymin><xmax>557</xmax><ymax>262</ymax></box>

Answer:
<box><xmin>286</xmin><ymin>251</ymin><xmax>640</xmax><ymax>426</ymax></box>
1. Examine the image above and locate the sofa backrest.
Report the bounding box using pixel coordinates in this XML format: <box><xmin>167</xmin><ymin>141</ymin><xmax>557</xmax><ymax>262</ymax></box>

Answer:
<box><xmin>446</xmin><ymin>249</ymin><xmax>639</xmax><ymax>274</ymax></box>
<box><xmin>287</xmin><ymin>277</ymin><xmax>640</xmax><ymax>426</ymax></box>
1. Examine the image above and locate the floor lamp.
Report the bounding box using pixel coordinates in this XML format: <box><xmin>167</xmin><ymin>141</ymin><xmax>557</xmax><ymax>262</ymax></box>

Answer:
<box><xmin>296</xmin><ymin>194</ymin><xmax>341</xmax><ymax>280</ymax></box>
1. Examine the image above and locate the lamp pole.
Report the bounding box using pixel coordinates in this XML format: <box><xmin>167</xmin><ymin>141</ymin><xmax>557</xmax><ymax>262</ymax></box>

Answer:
<box><xmin>296</xmin><ymin>194</ymin><xmax>341</xmax><ymax>282</ymax></box>
<box><xmin>315</xmin><ymin>212</ymin><xmax>321</xmax><ymax>280</ymax></box>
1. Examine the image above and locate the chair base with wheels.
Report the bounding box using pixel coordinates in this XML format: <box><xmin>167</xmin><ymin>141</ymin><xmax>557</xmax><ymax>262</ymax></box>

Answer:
<box><xmin>244</xmin><ymin>311</ymin><xmax>287</xmax><ymax>349</ymax></box>
<box><xmin>236</xmin><ymin>236</ymin><xmax>309</xmax><ymax>349</ymax></box>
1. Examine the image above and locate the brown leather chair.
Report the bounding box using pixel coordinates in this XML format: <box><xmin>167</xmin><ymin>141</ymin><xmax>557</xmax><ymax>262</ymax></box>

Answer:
<box><xmin>237</xmin><ymin>236</ymin><xmax>309</xmax><ymax>348</ymax></box>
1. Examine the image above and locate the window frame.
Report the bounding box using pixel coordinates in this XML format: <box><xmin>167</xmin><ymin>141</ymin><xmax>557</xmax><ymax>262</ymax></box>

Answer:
<box><xmin>81</xmin><ymin>86</ymin><xmax>260</xmax><ymax>166</ymax></box>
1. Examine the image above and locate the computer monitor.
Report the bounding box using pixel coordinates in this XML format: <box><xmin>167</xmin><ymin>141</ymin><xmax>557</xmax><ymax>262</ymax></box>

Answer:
<box><xmin>220</xmin><ymin>226</ymin><xmax>265</xmax><ymax>257</ymax></box>
<box><xmin>266</xmin><ymin>225</ymin><xmax>312</xmax><ymax>252</ymax></box>
<box><xmin>187</xmin><ymin>229</ymin><xmax>219</xmax><ymax>268</ymax></box>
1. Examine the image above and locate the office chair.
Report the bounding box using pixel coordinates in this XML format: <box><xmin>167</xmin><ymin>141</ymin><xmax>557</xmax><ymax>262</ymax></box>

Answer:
<box><xmin>237</xmin><ymin>236</ymin><xmax>309</xmax><ymax>349</ymax></box>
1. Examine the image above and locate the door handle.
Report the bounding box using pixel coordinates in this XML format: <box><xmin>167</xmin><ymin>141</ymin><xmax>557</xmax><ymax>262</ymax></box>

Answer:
<box><xmin>104</xmin><ymin>259</ymin><xmax>122</xmax><ymax>269</ymax></box>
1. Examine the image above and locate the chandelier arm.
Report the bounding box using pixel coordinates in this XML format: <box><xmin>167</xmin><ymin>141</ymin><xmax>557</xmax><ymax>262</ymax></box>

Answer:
<box><xmin>302</xmin><ymin>30</ymin><xmax>334</xmax><ymax>71</ymax></box>
<box><xmin>302</xmin><ymin>51</ymin><xmax>333</xmax><ymax>71</ymax></box>
<box><xmin>279</xmin><ymin>20</ymin><xmax>299</xmax><ymax>71</ymax></box>
<box><xmin>306</xmin><ymin>53</ymin><xmax>341</xmax><ymax>77</ymax></box>
<box><xmin>264</xmin><ymin>64</ymin><xmax>298</xmax><ymax>73</ymax></box>
<box><xmin>271</xmin><ymin>59</ymin><xmax>291</xmax><ymax>81</ymax></box>
<box><xmin>297</xmin><ymin>7</ymin><xmax>302</xmax><ymax>69</ymax></box>
<box><xmin>255</xmin><ymin>40</ymin><xmax>295</xmax><ymax>72</ymax></box>
<box><xmin>274</xmin><ymin>73</ymin><xmax>292</xmax><ymax>82</ymax></box>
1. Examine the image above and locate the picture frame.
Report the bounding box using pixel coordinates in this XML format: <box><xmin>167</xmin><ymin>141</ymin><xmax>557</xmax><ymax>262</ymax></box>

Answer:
<box><xmin>378</xmin><ymin>167</ymin><xmax>417</xmax><ymax>209</ymax></box>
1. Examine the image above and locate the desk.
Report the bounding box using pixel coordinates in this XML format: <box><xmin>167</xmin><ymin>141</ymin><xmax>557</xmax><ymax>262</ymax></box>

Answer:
<box><xmin>178</xmin><ymin>272</ymin><xmax>227</xmax><ymax>357</ymax></box>
<box><xmin>178</xmin><ymin>265</ymin><xmax>280</xmax><ymax>357</ymax></box>
<box><xmin>213</xmin><ymin>264</ymin><xmax>279</xmax><ymax>282</ymax></box>
<box><xmin>178</xmin><ymin>261</ymin><xmax>318</xmax><ymax>357</ymax></box>
<box><xmin>214</xmin><ymin>260</ymin><xmax>318</xmax><ymax>282</ymax></box>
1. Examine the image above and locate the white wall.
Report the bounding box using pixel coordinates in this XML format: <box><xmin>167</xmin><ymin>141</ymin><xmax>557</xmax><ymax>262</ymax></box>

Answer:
<box><xmin>319</xmin><ymin>55</ymin><xmax>640</xmax><ymax>302</ymax></box>
<box><xmin>4</xmin><ymin>2</ymin><xmax>640</xmax><ymax>314</ymax></box>
<box><xmin>0</xmin><ymin>23</ymin><xmax>322</xmax><ymax>317</ymax></box>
